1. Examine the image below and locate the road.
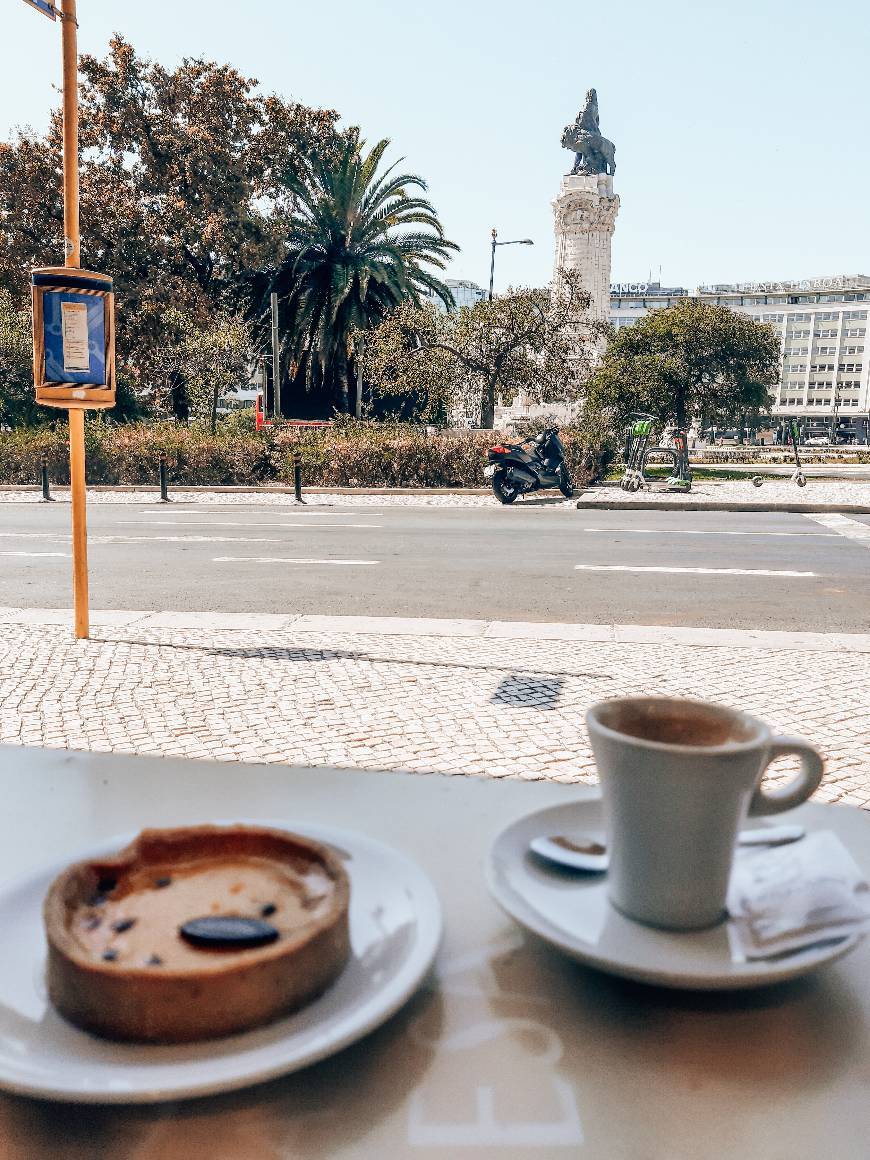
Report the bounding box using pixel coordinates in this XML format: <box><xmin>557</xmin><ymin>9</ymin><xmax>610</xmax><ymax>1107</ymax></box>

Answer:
<box><xmin>1</xmin><ymin>500</ymin><xmax>868</xmax><ymax>631</ymax></box>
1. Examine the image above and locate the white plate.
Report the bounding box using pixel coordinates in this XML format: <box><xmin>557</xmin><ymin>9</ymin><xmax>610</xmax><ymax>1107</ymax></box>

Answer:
<box><xmin>0</xmin><ymin>822</ymin><xmax>441</xmax><ymax>1103</ymax></box>
<box><xmin>486</xmin><ymin>798</ymin><xmax>863</xmax><ymax>991</ymax></box>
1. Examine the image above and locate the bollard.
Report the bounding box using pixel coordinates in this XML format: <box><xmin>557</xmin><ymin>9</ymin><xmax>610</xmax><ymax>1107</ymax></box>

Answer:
<box><xmin>159</xmin><ymin>455</ymin><xmax>170</xmax><ymax>502</ymax></box>
<box><xmin>293</xmin><ymin>453</ymin><xmax>305</xmax><ymax>504</ymax></box>
<box><xmin>41</xmin><ymin>454</ymin><xmax>54</xmax><ymax>502</ymax></box>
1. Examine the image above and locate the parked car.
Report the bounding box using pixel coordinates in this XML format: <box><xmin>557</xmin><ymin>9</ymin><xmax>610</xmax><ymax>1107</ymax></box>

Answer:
<box><xmin>803</xmin><ymin>433</ymin><xmax>831</xmax><ymax>446</ymax></box>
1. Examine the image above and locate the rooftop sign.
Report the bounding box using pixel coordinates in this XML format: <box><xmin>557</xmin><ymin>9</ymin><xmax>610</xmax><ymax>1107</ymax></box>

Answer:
<box><xmin>610</xmin><ymin>283</ymin><xmax>688</xmax><ymax>297</ymax></box>
<box><xmin>699</xmin><ymin>275</ymin><xmax>870</xmax><ymax>294</ymax></box>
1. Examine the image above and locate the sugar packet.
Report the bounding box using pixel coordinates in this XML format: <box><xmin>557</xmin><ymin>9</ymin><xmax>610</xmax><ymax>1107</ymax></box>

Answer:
<box><xmin>727</xmin><ymin>830</ymin><xmax>870</xmax><ymax>961</ymax></box>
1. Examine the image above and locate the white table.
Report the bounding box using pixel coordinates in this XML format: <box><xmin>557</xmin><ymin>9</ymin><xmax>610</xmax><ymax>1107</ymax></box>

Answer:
<box><xmin>0</xmin><ymin>745</ymin><xmax>868</xmax><ymax>1159</ymax></box>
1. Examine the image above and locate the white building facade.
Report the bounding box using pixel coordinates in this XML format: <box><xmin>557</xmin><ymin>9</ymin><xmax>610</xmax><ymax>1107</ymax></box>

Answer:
<box><xmin>610</xmin><ymin>275</ymin><xmax>870</xmax><ymax>441</ymax></box>
<box><xmin>427</xmin><ymin>278</ymin><xmax>486</xmax><ymax>312</ymax></box>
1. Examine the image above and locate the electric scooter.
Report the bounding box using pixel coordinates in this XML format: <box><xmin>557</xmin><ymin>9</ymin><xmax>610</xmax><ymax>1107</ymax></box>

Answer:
<box><xmin>642</xmin><ymin>427</ymin><xmax>693</xmax><ymax>492</ymax></box>
<box><xmin>620</xmin><ymin>414</ymin><xmax>656</xmax><ymax>492</ymax></box>
<box><xmin>747</xmin><ymin>420</ymin><xmax>805</xmax><ymax>489</ymax></box>
<box><xmin>788</xmin><ymin>418</ymin><xmax>807</xmax><ymax>487</ymax></box>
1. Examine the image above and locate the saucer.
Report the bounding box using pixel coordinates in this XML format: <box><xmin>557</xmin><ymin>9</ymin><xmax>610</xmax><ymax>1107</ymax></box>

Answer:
<box><xmin>486</xmin><ymin>797</ymin><xmax>864</xmax><ymax>990</ymax></box>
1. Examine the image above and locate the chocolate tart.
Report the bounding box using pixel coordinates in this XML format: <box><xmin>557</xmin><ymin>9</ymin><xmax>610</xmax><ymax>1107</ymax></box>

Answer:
<box><xmin>43</xmin><ymin>825</ymin><xmax>351</xmax><ymax>1043</ymax></box>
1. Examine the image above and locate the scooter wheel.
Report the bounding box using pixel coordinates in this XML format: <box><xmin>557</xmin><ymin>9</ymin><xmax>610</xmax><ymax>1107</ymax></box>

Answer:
<box><xmin>752</xmin><ymin>476</ymin><xmax>763</xmax><ymax>488</ymax></box>
<box><xmin>796</xmin><ymin>474</ymin><xmax>807</xmax><ymax>488</ymax></box>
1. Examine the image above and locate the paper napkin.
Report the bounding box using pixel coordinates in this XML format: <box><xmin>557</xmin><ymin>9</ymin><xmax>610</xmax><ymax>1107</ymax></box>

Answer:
<box><xmin>727</xmin><ymin>830</ymin><xmax>870</xmax><ymax>960</ymax></box>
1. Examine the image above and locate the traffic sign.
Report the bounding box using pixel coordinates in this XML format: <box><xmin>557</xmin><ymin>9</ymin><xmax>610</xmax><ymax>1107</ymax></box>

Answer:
<box><xmin>22</xmin><ymin>0</ymin><xmax>58</xmax><ymax>18</ymax></box>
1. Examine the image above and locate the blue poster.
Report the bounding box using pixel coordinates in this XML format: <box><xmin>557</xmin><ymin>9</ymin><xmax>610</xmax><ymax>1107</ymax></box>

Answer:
<box><xmin>42</xmin><ymin>291</ymin><xmax>106</xmax><ymax>386</ymax></box>
<box><xmin>23</xmin><ymin>0</ymin><xmax>58</xmax><ymax>19</ymax></box>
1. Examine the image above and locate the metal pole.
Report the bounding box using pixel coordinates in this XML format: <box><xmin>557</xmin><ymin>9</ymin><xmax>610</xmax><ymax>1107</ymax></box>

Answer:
<box><xmin>270</xmin><ymin>292</ymin><xmax>281</xmax><ymax>421</ymax></box>
<box><xmin>488</xmin><ymin>229</ymin><xmax>497</xmax><ymax>301</ymax></box>
<box><xmin>61</xmin><ymin>0</ymin><xmax>88</xmax><ymax>639</ymax></box>
<box><xmin>355</xmin><ymin>334</ymin><xmax>364</xmax><ymax>419</ymax></box>
<box><xmin>293</xmin><ymin>453</ymin><xmax>304</xmax><ymax>504</ymax></box>
<box><xmin>41</xmin><ymin>454</ymin><xmax>53</xmax><ymax>501</ymax></box>
<box><xmin>159</xmin><ymin>454</ymin><xmax>169</xmax><ymax>502</ymax></box>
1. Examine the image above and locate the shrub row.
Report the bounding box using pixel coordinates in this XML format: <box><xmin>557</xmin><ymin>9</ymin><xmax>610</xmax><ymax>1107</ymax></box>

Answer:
<box><xmin>0</xmin><ymin>421</ymin><xmax>605</xmax><ymax>489</ymax></box>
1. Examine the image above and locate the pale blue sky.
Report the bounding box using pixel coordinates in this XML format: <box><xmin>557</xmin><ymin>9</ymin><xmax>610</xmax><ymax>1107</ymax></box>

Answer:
<box><xmin>4</xmin><ymin>0</ymin><xmax>869</xmax><ymax>293</ymax></box>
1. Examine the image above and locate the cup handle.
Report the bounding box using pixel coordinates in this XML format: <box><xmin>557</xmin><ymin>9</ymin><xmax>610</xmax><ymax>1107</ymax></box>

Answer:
<box><xmin>748</xmin><ymin>735</ymin><xmax>825</xmax><ymax>816</ymax></box>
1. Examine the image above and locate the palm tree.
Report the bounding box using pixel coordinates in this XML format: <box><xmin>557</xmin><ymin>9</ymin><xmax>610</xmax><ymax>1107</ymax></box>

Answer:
<box><xmin>265</xmin><ymin>130</ymin><xmax>458</xmax><ymax>413</ymax></box>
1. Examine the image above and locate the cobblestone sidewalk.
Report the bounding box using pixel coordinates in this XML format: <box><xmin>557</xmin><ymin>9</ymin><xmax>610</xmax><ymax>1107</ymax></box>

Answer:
<box><xmin>1</xmin><ymin>613</ymin><xmax>867</xmax><ymax>807</ymax></box>
<box><xmin>577</xmin><ymin>479</ymin><xmax>870</xmax><ymax>508</ymax></box>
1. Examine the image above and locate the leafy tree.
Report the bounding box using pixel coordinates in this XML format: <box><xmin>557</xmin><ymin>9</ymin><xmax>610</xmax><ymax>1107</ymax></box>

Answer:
<box><xmin>363</xmin><ymin>268</ymin><xmax>599</xmax><ymax>426</ymax></box>
<box><xmin>250</xmin><ymin>131</ymin><xmax>457</xmax><ymax>415</ymax></box>
<box><xmin>0</xmin><ymin>36</ymin><xmax>338</xmax><ymax>412</ymax></box>
<box><xmin>152</xmin><ymin>309</ymin><xmax>252</xmax><ymax>431</ymax></box>
<box><xmin>357</xmin><ymin>301</ymin><xmax>453</xmax><ymax>422</ymax></box>
<box><xmin>586</xmin><ymin>299</ymin><xmax>781</xmax><ymax>429</ymax></box>
<box><xmin>0</xmin><ymin>289</ymin><xmax>40</xmax><ymax>428</ymax></box>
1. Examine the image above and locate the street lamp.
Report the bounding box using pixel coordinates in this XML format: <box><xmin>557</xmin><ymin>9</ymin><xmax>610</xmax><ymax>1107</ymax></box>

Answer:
<box><xmin>488</xmin><ymin>228</ymin><xmax>534</xmax><ymax>300</ymax></box>
<box><xmin>831</xmin><ymin>382</ymin><xmax>842</xmax><ymax>443</ymax></box>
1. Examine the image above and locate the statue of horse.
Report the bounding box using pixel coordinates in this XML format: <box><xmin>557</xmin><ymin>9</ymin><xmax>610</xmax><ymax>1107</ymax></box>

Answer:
<box><xmin>560</xmin><ymin>124</ymin><xmax>616</xmax><ymax>176</ymax></box>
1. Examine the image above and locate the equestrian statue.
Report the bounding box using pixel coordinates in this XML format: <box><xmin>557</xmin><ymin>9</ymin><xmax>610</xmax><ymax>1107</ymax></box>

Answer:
<box><xmin>561</xmin><ymin>88</ymin><xmax>616</xmax><ymax>176</ymax></box>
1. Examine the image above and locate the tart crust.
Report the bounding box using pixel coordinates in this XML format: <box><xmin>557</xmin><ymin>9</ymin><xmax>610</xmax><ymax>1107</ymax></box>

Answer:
<box><xmin>44</xmin><ymin>825</ymin><xmax>351</xmax><ymax>1043</ymax></box>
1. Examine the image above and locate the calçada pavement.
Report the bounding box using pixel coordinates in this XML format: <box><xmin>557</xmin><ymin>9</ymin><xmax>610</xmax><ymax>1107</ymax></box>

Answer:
<box><xmin>0</xmin><ymin>609</ymin><xmax>867</xmax><ymax>808</ymax></box>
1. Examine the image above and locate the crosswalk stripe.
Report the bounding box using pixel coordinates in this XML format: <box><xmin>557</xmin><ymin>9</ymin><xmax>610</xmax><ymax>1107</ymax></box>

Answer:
<box><xmin>803</xmin><ymin>513</ymin><xmax>870</xmax><ymax>547</ymax></box>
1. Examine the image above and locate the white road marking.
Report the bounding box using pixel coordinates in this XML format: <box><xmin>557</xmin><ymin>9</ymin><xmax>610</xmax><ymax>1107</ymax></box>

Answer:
<box><xmin>142</xmin><ymin>521</ymin><xmax>382</xmax><ymax>529</ymax></box>
<box><xmin>579</xmin><ymin>528</ymin><xmax>837</xmax><ymax>538</ymax></box>
<box><xmin>212</xmin><ymin>557</ymin><xmax>380</xmax><ymax>565</ymax></box>
<box><xmin>0</xmin><ymin>532</ymin><xmax>74</xmax><ymax>540</ymax></box>
<box><xmin>89</xmin><ymin>535</ymin><xmax>297</xmax><ymax>545</ymax></box>
<box><xmin>141</xmin><ymin>509</ymin><xmax>369</xmax><ymax>517</ymax></box>
<box><xmin>803</xmin><ymin>513</ymin><xmax>870</xmax><ymax>547</ymax></box>
<box><xmin>574</xmin><ymin>565</ymin><xmax>817</xmax><ymax>577</ymax></box>
<box><xmin>0</xmin><ymin>550</ymin><xmax>70</xmax><ymax>558</ymax></box>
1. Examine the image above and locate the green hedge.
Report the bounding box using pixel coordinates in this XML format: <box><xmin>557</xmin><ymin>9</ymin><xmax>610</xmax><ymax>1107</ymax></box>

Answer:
<box><xmin>0</xmin><ymin>422</ymin><xmax>605</xmax><ymax>489</ymax></box>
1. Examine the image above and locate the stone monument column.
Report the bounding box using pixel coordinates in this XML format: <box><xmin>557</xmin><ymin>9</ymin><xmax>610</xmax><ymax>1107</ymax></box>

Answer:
<box><xmin>552</xmin><ymin>172</ymin><xmax>619</xmax><ymax>321</ymax></box>
<box><xmin>554</xmin><ymin>88</ymin><xmax>619</xmax><ymax>324</ymax></box>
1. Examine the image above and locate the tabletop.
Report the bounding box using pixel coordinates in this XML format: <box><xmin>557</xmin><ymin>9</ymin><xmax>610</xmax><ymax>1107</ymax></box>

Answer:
<box><xmin>0</xmin><ymin>744</ymin><xmax>868</xmax><ymax>1160</ymax></box>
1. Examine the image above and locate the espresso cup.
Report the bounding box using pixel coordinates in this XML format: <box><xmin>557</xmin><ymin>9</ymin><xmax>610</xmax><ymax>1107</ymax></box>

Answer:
<box><xmin>585</xmin><ymin>696</ymin><xmax>824</xmax><ymax>931</ymax></box>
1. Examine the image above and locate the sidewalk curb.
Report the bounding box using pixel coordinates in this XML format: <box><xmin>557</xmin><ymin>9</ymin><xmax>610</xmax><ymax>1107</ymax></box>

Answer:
<box><xmin>575</xmin><ymin>499</ymin><xmax>870</xmax><ymax>514</ymax></box>
<box><xmin>2</xmin><ymin>608</ymin><xmax>869</xmax><ymax>654</ymax></box>
<box><xmin>0</xmin><ymin>485</ymin><xmax>492</xmax><ymax>496</ymax></box>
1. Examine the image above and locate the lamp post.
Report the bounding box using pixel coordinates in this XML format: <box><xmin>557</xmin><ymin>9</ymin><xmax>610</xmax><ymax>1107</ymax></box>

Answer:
<box><xmin>488</xmin><ymin>229</ymin><xmax>534</xmax><ymax>300</ymax></box>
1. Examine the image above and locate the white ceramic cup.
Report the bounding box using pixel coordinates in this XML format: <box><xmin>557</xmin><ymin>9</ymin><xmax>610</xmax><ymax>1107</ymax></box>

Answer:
<box><xmin>585</xmin><ymin>696</ymin><xmax>825</xmax><ymax>931</ymax></box>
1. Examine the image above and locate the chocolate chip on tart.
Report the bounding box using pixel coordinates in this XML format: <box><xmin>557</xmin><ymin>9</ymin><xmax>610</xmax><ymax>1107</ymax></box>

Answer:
<box><xmin>44</xmin><ymin>825</ymin><xmax>350</xmax><ymax>1043</ymax></box>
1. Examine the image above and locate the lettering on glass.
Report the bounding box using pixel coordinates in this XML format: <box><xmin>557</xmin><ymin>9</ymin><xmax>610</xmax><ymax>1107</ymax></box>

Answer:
<box><xmin>61</xmin><ymin>301</ymin><xmax>90</xmax><ymax>373</ymax></box>
<box><xmin>408</xmin><ymin>1079</ymin><xmax>583</xmax><ymax>1148</ymax></box>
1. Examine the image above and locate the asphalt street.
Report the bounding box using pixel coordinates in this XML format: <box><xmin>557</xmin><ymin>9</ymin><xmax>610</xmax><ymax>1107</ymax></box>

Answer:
<box><xmin>1</xmin><ymin>500</ymin><xmax>868</xmax><ymax>630</ymax></box>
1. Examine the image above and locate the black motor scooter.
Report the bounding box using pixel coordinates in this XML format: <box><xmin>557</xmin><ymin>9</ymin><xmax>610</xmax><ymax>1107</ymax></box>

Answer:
<box><xmin>484</xmin><ymin>428</ymin><xmax>573</xmax><ymax>504</ymax></box>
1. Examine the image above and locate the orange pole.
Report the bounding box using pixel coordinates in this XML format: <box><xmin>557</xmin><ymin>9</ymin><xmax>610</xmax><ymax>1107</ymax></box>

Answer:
<box><xmin>61</xmin><ymin>0</ymin><xmax>79</xmax><ymax>269</ymax></box>
<box><xmin>61</xmin><ymin>0</ymin><xmax>88</xmax><ymax>639</ymax></box>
